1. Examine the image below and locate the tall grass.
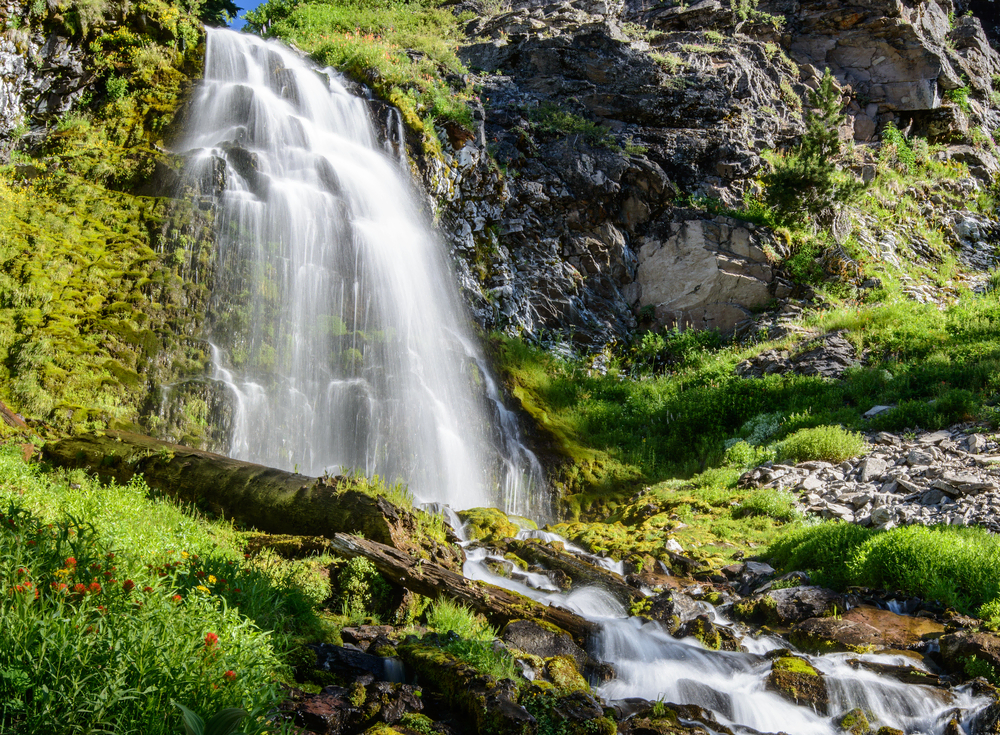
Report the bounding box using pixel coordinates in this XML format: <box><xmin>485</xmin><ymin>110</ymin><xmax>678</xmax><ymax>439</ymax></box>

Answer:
<box><xmin>0</xmin><ymin>444</ymin><xmax>336</xmax><ymax>733</ymax></box>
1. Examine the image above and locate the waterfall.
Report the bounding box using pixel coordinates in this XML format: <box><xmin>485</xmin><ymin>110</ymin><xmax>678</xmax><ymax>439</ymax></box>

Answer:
<box><xmin>180</xmin><ymin>28</ymin><xmax>543</xmax><ymax>513</ymax></box>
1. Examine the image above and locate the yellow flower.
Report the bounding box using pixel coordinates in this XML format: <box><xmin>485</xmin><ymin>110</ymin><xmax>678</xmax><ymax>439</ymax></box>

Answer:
<box><xmin>181</xmin><ymin>551</ymin><xmax>189</xmax><ymax>558</ymax></box>
<box><xmin>208</xmin><ymin>575</ymin><xmax>217</xmax><ymax>584</ymax></box>
<box><xmin>196</xmin><ymin>585</ymin><xmax>210</xmax><ymax>594</ymax></box>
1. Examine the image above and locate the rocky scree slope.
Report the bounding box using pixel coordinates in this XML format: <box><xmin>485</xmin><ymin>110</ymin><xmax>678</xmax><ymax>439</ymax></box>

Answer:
<box><xmin>406</xmin><ymin>0</ymin><xmax>1000</xmax><ymax>346</ymax></box>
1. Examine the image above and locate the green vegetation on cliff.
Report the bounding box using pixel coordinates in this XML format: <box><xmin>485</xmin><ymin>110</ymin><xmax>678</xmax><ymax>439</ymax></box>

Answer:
<box><xmin>244</xmin><ymin>0</ymin><xmax>473</xmax><ymax>152</ymax></box>
<box><xmin>0</xmin><ymin>0</ymin><xmax>216</xmax><ymax>438</ymax></box>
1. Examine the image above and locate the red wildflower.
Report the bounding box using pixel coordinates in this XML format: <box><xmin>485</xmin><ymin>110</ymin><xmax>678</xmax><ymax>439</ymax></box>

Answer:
<box><xmin>88</xmin><ymin>582</ymin><xmax>102</xmax><ymax>594</ymax></box>
<box><xmin>73</xmin><ymin>583</ymin><xmax>87</xmax><ymax>594</ymax></box>
<box><xmin>65</xmin><ymin>557</ymin><xmax>77</xmax><ymax>567</ymax></box>
<box><xmin>123</xmin><ymin>580</ymin><xmax>135</xmax><ymax>593</ymax></box>
<box><xmin>204</xmin><ymin>632</ymin><xmax>219</xmax><ymax>647</ymax></box>
<box><xmin>224</xmin><ymin>670</ymin><xmax>236</xmax><ymax>682</ymax></box>
<box><xmin>51</xmin><ymin>582</ymin><xmax>67</xmax><ymax>592</ymax></box>
<box><xmin>143</xmin><ymin>586</ymin><xmax>153</xmax><ymax>593</ymax></box>
<box><xmin>172</xmin><ymin>594</ymin><xmax>182</xmax><ymax>603</ymax></box>
<box><xmin>16</xmin><ymin>567</ymin><xmax>25</xmax><ymax>576</ymax></box>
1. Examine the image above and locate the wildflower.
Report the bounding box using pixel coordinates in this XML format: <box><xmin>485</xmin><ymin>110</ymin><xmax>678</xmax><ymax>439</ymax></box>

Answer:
<box><xmin>143</xmin><ymin>586</ymin><xmax>153</xmax><ymax>593</ymax></box>
<box><xmin>123</xmin><ymin>579</ymin><xmax>135</xmax><ymax>593</ymax></box>
<box><xmin>196</xmin><ymin>570</ymin><xmax>206</xmax><ymax>578</ymax></box>
<box><xmin>73</xmin><ymin>583</ymin><xmax>87</xmax><ymax>594</ymax></box>
<box><xmin>196</xmin><ymin>585</ymin><xmax>210</xmax><ymax>594</ymax></box>
<box><xmin>208</xmin><ymin>575</ymin><xmax>217</xmax><ymax>584</ymax></box>
<box><xmin>205</xmin><ymin>632</ymin><xmax>219</xmax><ymax>647</ymax></box>
<box><xmin>89</xmin><ymin>582</ymin><xmax>102</xmax><ymax>594</ymax></box>
<box><xmin>172</xmin><ymin>594</ymin><xmax>183</xmax><ymax>603</ymax></box>
<box><xmin>16</xmin><ymin>567</ymin><xmax>25</xmax><ymax>576</ymax></box>
<box><xmin>65</xmin><ymin>557</ymin><xmax>77</xmax><ymax>567</ymax></box>
<box><xmin>224</xmin><ymin>670</ymin><xmax>236</xmax><ymax>682</ymax></box>
<box><xmin>51</xmin><ymin>582</ymin><xmax>68</xmax><ymax>592</ymax></box>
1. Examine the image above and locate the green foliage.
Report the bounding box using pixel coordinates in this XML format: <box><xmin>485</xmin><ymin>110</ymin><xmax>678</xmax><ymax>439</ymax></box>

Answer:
<box><xmin>423</xmin><ymin>599</ymin><xmax>520</xmax><ymax>681</ymax></box>
<box><xmin>965</xmin><ymin>655</ymin><xmax>1000</xmax><ymax>685</ymax></box>
<box><xmin>731</xmin><ymin>0</ymin><xmax>784</xmax><ymax>29</ymax></box>
<box><xmin>528</xmin><ymin>102</ymin><xmax>611</xmax><ymax>148</ymax></box>
<box><xmin>337</xmin><ymin>557</ymin><xmax>393</xmax><ymax>623</ymax></box>
<box><xmin>0</xmin><ymin>497</ymin><xmax>283</xmax><ymax>734</ymax></box>
<box><xmin>627</xmin><ymin>327</ymin><xmax>723</xmax><ymax>376</ymax></box>
<box><xmin>244</xmin><ymin>0</ymin><xmax>473</xmax><ymax>153</ymax></box>
<box><xmin>775</xmin><ymin>425</ymin><xmax>866</xmax><ymax>464</ymax></box>
<box><xmin>768</xmin><ymin>522</ymin><xmax>1000</xmax><ymax>617</ymax></box>
<box><xmin>176</xmin><ymin>704</ymin><xmax>249</xmax><ymax>735</ymax></box>
<box><xmin>945</xmin><ymin>86</ymin><xmax>972</xmax><ymax>112</ymax></box>
<box><xmin>764</xmin><ymin>69</ymin><xmax>863</xmax><ymax>221</ymax></box>
<box><xmin>732</xmin><ymin>488</ymin><xmax>801</xmax><ymax>522</ymax></box>
<box><xmin>879</xmin><ymin>122</ymin><xmax>916</xmax><ymax>170</ymax></box>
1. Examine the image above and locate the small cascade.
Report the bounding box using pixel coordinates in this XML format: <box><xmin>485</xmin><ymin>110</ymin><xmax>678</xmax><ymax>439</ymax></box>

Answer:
<box><xmin>447</xmin><ymin>517</ymin><xmax>993</xmax><ymax>735</ymax></box>
<box><xmin>180</xmin><ymin>28</ymin><xmax>542</xmax><ymax>513</ymax></box>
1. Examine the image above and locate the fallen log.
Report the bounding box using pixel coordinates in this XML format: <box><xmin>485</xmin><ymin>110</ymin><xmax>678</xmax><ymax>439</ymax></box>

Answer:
<box><xmin>505</xmin><ymin>538</ymin><xmax>645</xmax><ymax>608</ymax></box>
<box><xmin>43</xmin><ymin>431</ymin><xmax>463</xmax><ymax>570</ymax></box>
<box><xmin>329</xmin><ymin>532</ymin><xmax>599</xmax><ymax>645</ymax></box>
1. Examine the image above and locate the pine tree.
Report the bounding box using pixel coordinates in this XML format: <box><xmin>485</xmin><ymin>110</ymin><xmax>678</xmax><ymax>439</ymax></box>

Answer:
<box><xmin>764</xmin><ymin>69</ymin><xmax>859</xmax><ymax>222</ymax></box>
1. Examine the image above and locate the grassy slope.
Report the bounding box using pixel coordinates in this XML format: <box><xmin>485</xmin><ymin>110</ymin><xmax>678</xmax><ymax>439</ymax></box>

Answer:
<box><xmin>0</xmin><ymin>443</ymin><xmax>339</xmax><ymax>733</ymax></box>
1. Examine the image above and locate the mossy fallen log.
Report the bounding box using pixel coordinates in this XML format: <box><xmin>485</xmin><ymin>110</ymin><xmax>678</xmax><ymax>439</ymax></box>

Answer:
<box><xmin>329</xmin><ymin>532</ymin><xmax>599</xmax><ymax>645</ymax></box>
<box><xmin>43</xmin><ymin>430</ymin><xmax>463</xmax><ymax>569</ymax></box>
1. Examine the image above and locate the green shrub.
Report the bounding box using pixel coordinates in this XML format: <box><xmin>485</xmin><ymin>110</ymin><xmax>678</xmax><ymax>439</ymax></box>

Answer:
<box><xmin>337</xmin><ymin>557</ymin><xmax>393</xmax><ymax>623</ymax></box>
<box><xmin>733</xmin><ymin>488</ymin><xmax>801</xmax><ymax>522</ymax></box>
<box><xmin>776</xmin><ymin>425</ymin><xmax>866</xmax><ymax>464</ymax></box>
<box><xmin>768</xmin><ymin>522</ymin><xmax>1000</xmax><ymax>617</ymax></box>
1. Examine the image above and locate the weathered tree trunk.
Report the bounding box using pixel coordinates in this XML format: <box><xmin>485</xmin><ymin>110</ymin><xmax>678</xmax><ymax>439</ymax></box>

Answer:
<box><xmin>0</xmin><ymin>398</ymin><xmax>27</xmax><ymax>429</ymax></box>
<box><xmin>505</xmin><ymin>538</ymin><xmax>645</xmax><ymax>608</ymax></box>
<box><xmin>43</xmin><ymin>431</ymin><xmax>463</xmax><ymax>569</ymax></box>
<box><xmin>329</xmin><ymin>532</ymin><xmax>599</xmax><ymax>645</ymax></box>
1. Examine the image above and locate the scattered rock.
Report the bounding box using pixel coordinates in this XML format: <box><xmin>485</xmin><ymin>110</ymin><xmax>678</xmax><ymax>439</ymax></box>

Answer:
<box><xmin>765</xmin><ymin>655</ymin><xmax>829</xmax><ymax>715</ymax></box>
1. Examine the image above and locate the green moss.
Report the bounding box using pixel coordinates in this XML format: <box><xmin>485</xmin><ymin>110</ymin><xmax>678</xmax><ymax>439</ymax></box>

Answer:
<box><xmin>543</xmin><ymin>656</ymin><xmax>589</xmax><ymax>693</ymax></box>
<box><xmin>457</xmin><ymin>507</ymin><xmax>519</xmax><ymax>545</ymax></box>
<box><xmin>838</xmin><ymin>708</ymin><xmax>870</xmax><ymax>735</ymax></box>
<box><xmin>772</xmin><ymin>656</ymin><xmax>820</xmax><ymax>677</ymax></box>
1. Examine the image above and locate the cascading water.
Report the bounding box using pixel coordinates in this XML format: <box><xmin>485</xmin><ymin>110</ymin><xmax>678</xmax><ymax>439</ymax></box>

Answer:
<box><xmin>458</xmin><ymin>526</ymin><xmax>992</xmax><ymax>735</ymax></box>
<box><xmin>180</xmin><ymin>28</ymin><xmax>544</xmax><ymax>514</ymax></box>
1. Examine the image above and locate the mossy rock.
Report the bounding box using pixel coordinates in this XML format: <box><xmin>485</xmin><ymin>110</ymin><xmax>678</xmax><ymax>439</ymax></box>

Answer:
<box><xmin>789</xmin><ymin>617</ymin><xmax>881</xmax><ymax>655</ymax></box>
<box><xmin>838</xmin><ymin>708</ymin><xmax>871</xmax><ymax>735</ymax></box>
<box><xmin>458</xmin><ymin>507</ymin><xmax>519</xmax><ymax>545</ymax></box>
<box><xmin>544</xmin><ymin>655</ymin><xmax>589</xmax><ymax>693</ymax></box>
<box><xmin>519</xmin><ymin>685</ymin><xmax>613</xmax><ymax>735</ymax></box>
<box><xmin>675</xmin><ymin>615</ymin><xmax>743</xmax><ymax>652</ymax></box>
<box><xmin>765</xmin><ymin>655</ymin><xmax>829</xmax><ymax>714</ymax></box>
<box><xmin>875</xmin><ymin>729</ymin><xmax>904</xmax><ymax>735</ymax></box>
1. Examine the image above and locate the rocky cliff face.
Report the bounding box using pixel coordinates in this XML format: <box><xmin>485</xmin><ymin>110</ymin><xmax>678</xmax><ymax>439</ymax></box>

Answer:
<box><xmin>416</xmin><ymin>0</ymin><xmax>1000</xmax><ymax>347</ymax></box>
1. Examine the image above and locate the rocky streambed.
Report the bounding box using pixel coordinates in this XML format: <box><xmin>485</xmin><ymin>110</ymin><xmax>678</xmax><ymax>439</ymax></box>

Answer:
<box><xmin>279</xmin><ymin>514</ymin><xmax>1000</xmax><ymax>735</ymax></box>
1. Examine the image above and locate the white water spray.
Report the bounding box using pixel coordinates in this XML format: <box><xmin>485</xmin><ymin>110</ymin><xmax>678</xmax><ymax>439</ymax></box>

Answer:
<box><xmin>181</xmin><ymin>29</ymin><xmax>542</xmax><ymax>512</ymax></box>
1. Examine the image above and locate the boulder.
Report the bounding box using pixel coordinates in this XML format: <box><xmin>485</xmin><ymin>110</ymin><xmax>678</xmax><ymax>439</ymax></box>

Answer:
<box><xmin>939</xmin><ymin>631</ymin><xmax>1000</xmax><ymax>680</ymax></box>
<box><xmin>734</xmin><ymin>586</ymin><xmax>844</xmax><ymax>625</ymax></box>
<box><xmin>765</xmin><ymin>655</ymin><xmax>829</xmax><ymax>715</ymax></box>
<box><xmin>789</xmin><ymin>617</ymin><xmax>885</xmax><ymax>654</ymax></box>
<box><xmin>501</xmin><ymin>619</ymin><xmax>589</xmax><ymax>670</ymax></box>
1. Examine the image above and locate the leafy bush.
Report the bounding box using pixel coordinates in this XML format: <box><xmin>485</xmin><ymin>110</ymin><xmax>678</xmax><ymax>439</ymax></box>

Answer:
<box><xmin>776</xmin><ymin>425</ymin><xmax>866</xmax><ymax>464</ymax></box>
<box><xmin>732</xmin><ymin>488</ymin><xmax>801</xmax><ymax>522</ymax></box>
<box><xmin>768</xmin><ymin>522</ymin><xmax>1000</xmax><ymax>618</ymax></box>
<box><xmin>337</xmin><ymin>557</ymin><xmax>393</xmax><ymax>623</ymax></box>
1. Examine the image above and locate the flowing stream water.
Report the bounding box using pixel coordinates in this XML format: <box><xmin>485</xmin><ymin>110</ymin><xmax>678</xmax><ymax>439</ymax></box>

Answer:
<box><xmin>183</xmin><ymin>28</ymin><xmax>991</xmax><ymax>735</ymax></box>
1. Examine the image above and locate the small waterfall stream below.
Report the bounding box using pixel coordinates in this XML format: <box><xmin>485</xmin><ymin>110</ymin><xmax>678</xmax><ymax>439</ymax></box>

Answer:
<box><xmin>180</xmin><ymin>28</ymin><xmax>991</xmax><ymax>735</ymax></box>
<box><xmin>455</xmin><ymin>522</ymin><xmax>991</xmax><ymax>735</ymax></box>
